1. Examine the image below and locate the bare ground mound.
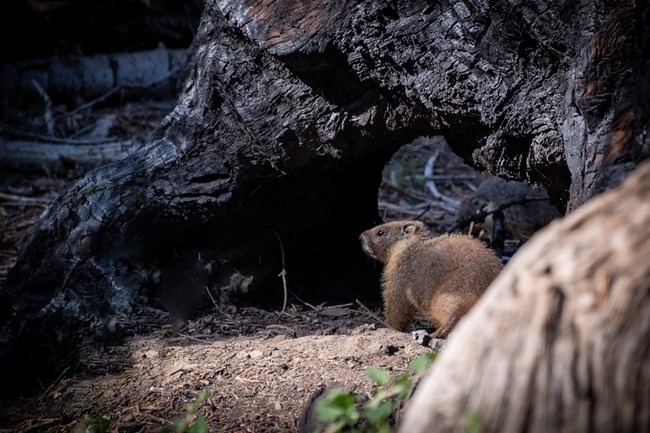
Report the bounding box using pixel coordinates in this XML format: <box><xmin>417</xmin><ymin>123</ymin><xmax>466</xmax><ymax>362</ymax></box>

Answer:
<box><xmin>0</xmin><ymin>304</ymin><xmax>430</xmax><ymax>432</ymax></box>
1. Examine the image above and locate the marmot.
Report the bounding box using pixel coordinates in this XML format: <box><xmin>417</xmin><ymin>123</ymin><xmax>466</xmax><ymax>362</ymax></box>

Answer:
<box><xmin>359</xmin><ymin>220</ymin><xmax>503</xmax><ymax>338</ymax></box>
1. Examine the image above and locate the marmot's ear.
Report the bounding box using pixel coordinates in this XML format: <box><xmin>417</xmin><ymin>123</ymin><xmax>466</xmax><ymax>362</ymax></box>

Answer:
<box><xmin>402</xmin><ymin>222</ymin><xmax>420</xmax><ymax>235</ymax></box>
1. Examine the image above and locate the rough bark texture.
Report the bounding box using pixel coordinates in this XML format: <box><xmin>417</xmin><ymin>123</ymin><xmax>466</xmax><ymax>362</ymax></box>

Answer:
<box><xmin>0</xmin><ymin>0</ymin><xmax>646</xmax><ymax>390</ymax></box>
<box><xmin>400</xmin><ymin>159</ymin><xmax>650</xmax><ymax>433</ymax></box>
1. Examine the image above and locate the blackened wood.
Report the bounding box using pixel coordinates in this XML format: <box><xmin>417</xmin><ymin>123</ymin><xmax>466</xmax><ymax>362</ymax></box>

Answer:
<box><xmin>0</xmin><ymin>0</ymin><xmax>647</xmax><ymax>394</ymax></box>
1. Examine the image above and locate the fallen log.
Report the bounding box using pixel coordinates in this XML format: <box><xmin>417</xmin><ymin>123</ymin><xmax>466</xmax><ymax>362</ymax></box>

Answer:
<box><xmin>0</xmin><ymin>137</ymin><xmax>139</xmax><ymax>174</ymax></box>
<box><xmin>0</xmin><ymin>48</ymin><xmax>188</xmax><ymax>107</ymax></box>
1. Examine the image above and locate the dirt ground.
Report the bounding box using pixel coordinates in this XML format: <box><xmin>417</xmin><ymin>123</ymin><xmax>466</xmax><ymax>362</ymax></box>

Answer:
<box><xmin>0</xmin><ymin>99</ymin><xmax>483</xmax><ymax>433</ymax></box>
<box><xmin>0</xmin><ymin>303</ymin><xmax>431</xmax><ymax>433</ymax></box>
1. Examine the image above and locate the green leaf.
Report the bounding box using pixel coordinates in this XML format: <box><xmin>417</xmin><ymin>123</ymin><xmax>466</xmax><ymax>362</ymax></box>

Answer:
<box><xmin>362</xmin><ymin>400</ymin><xmax>394</xmax><ymax>426</ymax></box>
<box><xmin>409</xmin><ymin>352</ymin><xmax>438</xmax><ymax>373</ymax></box>
<box><xmin>393</xmin><ymin>379</ymin><xmax>412</xmax><ymax>401</ymax></box>
<box><xmin>316</xmin><ymin>402</ymin><xmax>346</xmax><ymax>422</ymax></box>
<box><xmin>369</xmin><ymin>388</ymin><xmax>394</xmax><ymax>404</ymax></box>
<box><xmin>376</xmin><ymin>425</ymin><xmax>395</xmax><ymax>433</ymax></box>
<box><xmin>187</xmin><ymin>390</ymin><xmax>212</xmax><ymax>413</ymax></box>
<box><xmin>173</xmin><ymin>418</ymin><xmax>188</xmax><ymax>432</ymax></box>
<box><xmin>315</xmin><ymin>388</ymin><xmax>359</xmax><ymax>424</ymax></box>
<box><xmin>322</xmin><ymin>420</ymin><xmax>347</xmax><ymax>433</ymax></box>
<box><xmin>0</xmin><ymin>207</ymin><xmax>7</xmax><ymax>217</ymax></box>
<box><xmin>366</xmin><ymin>367</ymin><xmax>390</xmax><ymax>385</ymax></box>
<box><xmin>187</xmin><ymin>416</ymin><xmax>208</xmax><ymax>433</ymax></box>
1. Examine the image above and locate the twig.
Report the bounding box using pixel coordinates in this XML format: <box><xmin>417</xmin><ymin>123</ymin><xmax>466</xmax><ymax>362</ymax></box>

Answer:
<box><xmin>377</xmin><ymin>202</ymin><xmax>424</xmax><ymax>217</ymax></box>
<box><xmin>16</xmin><ymin>419</ymin><xmax>57</xmax><ymax>433</ymax></box>
<box><xmin>0</xmin><ymin>129</ymin><xmax>131</xmax><ymax>145</ymax></box>
<box><xmin>381</xmin><ymin>178</ymin><xmax>432</xmax><ymax>202</ymax></box>
<box><xmin>205</xmin><ymin>286</ymin><xmax>220</xmax><ymax>311</ymax></box>
<box><xmin>424</xmin><ymin>150</ymin><xmax>461</xmax><ymax>207</ymax></box>
<box><xmin>0</xmin><ymin>192</ymin><xmax>51</xmax><ymax>205</ymax></box>
<box><xmin>136</xmin><ymin>411</ymin><xmax>175</xmax><ymax>426</ymax></box>
<box><xmin>53</xmin><ymin>66</ymin><xmax>181</xmax><ymax>122</ymax></box>
<box><xmin>355</xmin><ymin>299</ymin><xmax>384</xmax><ymax>323</ymax></box>
<box><xmin>273</xmin><ymin>230</ymin><xmax>288</xmax><ymax>314</ymax></box>
<box><xmin>378</xmin><ymin>201</ymin><xmax>431</xmax><ymax>211</ymax></box>
<box><xmin>288</xmin><ymin>290</ymin><xmax>318</xmax><ymax>310</ymax></box>
<box><xmin>177</xmin><ymin>333</ymin><xmax>212</xmax><ymax>343</ymax></box>
<box><xmin>68</xmin><ymin>122</ymin><xmax>97</xmax><ymax>138</ymax></box>
<box><xmin>330</xmin><ymin>303</ymin><xmax>354</xmax><ymax>308</ymax></box>
<box><xmin>447</xmin><ymin>197</ymin><xmax>551</xmax><ymax>233</ymax></box>
<box><xmin>37</xmin><ymin>366</ymin><xmax>69</xmax><ymax>401</ymax></box>
<box><xmin>414</xmin><ymin>204</ymin><xmax>431</xmax><ymax>220</ymax></box>
<box><xmin>53</xmin><ymin>86</ymin><xmax>122</xmax><ymax>122</ymax></box>
<box><xmin>424</xmin><ymin>174</ymin><xmax>479</xmax><ymax>181</ymax></box>
<box><xmin>31</xmin><ymin>79</ymin><xmax>54</xmax><ymax>135</ymax></box>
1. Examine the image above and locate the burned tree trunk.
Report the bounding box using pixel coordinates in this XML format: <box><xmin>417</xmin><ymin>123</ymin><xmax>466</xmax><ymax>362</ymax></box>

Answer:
<box><xmin>400</xmin><ymin>158</ymin><xmax>650</xmax><ymax>433</ymax></box>
<box><xmin>400</xmin><ymin>5</ymin><xmax>650</xmax><ymax>431</ymax></box>
<box><xmin>0</xmin><ymin>0</ymin><xmax>645</xmax><ymax>392</ymax></box>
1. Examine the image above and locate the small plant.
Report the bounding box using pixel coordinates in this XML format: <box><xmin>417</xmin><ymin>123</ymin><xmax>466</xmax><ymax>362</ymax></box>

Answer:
<box><xmin>161</xmin><ymin>389</ymin><xmax>213</xmax><ymax>433</ymax></box>
<box><xmin>408</xmin><ymin>351</ymin><xmax>437</xmax><ymax>373</ymax></box>
<box><xmin>315</xmin><ymin>351</ymin><xmax>437</xmax><ymax>433</ymax></box>
<box><xmin>314</xmin><ymin>387</ymin><xmax>360</xmax><ymax>433</ymax></box>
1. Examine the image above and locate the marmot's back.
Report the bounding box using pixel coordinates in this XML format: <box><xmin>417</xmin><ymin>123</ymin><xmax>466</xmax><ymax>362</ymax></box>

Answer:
<box><xmin>388</xmin><ymin>234</ymin><xmax>502</xmax><ymax>305</ymax></box>
<box><xmin>360</xmin><ymin>220</ymin><xmax>503</xmax><ymax>338</ymax></box>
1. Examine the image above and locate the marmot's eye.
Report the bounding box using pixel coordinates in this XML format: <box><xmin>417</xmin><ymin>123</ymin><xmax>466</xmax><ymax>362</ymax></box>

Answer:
<box><xmin>377</xmin><ymin>230</ymin><xmax>385</xmax><ymax>237</ymax></box>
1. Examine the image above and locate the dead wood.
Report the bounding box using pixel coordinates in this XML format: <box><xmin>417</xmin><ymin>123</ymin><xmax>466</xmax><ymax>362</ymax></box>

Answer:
<box><xmin>0</xmin><ymin>138</ymin><xmax>140</xmax><ymax>174</ymax></box>
<box><xmin>0</xmin><ymin>0</ymin><xmax>647</xmax><ymax>396</ymax></box>
<box><xmin>0</xmin><ymin>48</ymin><xmax>188</xmax><ymax>109</ymax></box>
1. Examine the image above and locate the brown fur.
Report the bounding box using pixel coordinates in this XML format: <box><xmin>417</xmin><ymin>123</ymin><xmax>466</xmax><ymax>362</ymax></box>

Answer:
<box><xmin>359</xmin><ymin>220</ymin><xmax>503</xmax><ymax>338</ymax></box>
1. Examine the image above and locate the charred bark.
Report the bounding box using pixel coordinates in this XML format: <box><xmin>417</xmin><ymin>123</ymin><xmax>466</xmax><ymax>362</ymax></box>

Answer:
<box><xmin>400</xmin><ymin>4</ymin><xmax>650</xmax><ymax>431</ymax></box>
<box><xmin>0</xmin><ymin>0</ymin><xmax>646</xmax><ymax>393</ymax></box>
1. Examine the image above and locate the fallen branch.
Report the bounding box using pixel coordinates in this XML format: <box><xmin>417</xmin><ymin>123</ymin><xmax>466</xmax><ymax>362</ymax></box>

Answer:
<box><xmin>0</xmin><ymin>130</ymin><xmax>123</xmax><ymax>145</ymax></box>
<box><xmin>0</xmin><ymin>192</ymin><xmax>50</xmax><ymax>205</ymax></box>
<box><xmin>0</xmin><ymin>138</ymin><xmax>139</xmax><ymax>174</ymax></box>
<box><xmin>381</xmin><ymin>177</ymin><xmax>432</xmax><ymax>202</ymax></box>
<box><xmin>1</xmin><ymin>48</ymin><xmax>188</xmax><ymax>107</ymax></box>
<box><xmin>424</xmin><ymin>150</ymin><xmax>461</xmax><ymax>207</ymax></box>
<box><xmin>53</xmin><ymin>65</ymin><xmax>182</xmax><ymax>122</ymax></box>
<box><xmin>378</xmin><ymin>202</ymin><xmax>426</xmax><ymax>216</ymax></box>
